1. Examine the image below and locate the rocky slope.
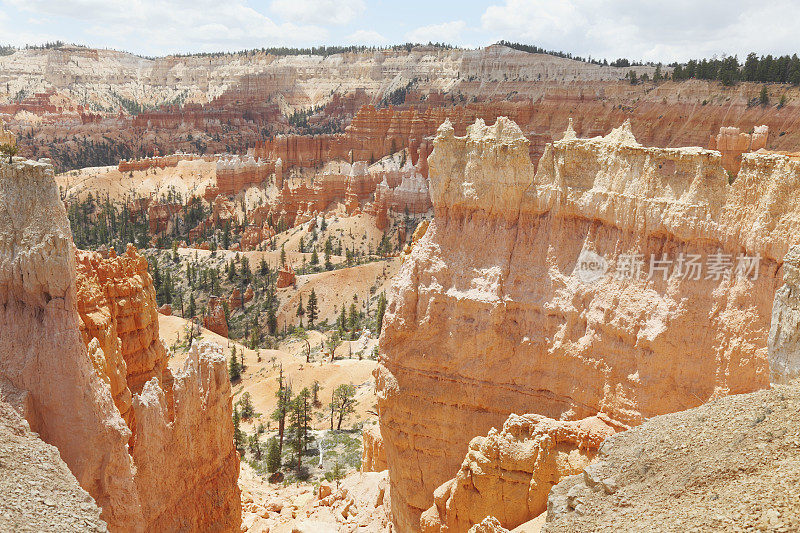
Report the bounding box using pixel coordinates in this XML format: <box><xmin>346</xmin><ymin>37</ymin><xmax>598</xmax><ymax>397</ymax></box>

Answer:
<box><xmin>375</xmin><ymin>117</ymin><xmax>800</xmax><ymax>531</ymax></box>
<box><xmin>545</xmin><ymin>381</ymin><xmax>800</xmax><ymax>532</ymax></box>
<box><xmin>0</xmin><ymin>157</ymin><xmax>240</xmax><ymax>531</ymax></box>
<box><xmin>0</xmin><ymin>399</ymin><xmax>107</xmax><ymax>532</ymax></box>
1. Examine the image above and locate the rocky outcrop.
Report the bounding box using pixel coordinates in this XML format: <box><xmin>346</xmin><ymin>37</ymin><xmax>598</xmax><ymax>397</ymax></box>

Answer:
<box><xmin>119</xmin><ymin>152</ymin><xmax>214</xmax><ymax>173</ymax></box>
<box><xmin>76</xmin><ymin>246</ymin><xmax>169</xmax><ymax>401</ymax></box>
<box><xmin>203</xmin><ymin>296</ymin><xmax>229</xmax><ymax>338</ymax></box>
<box><xmin>0</xmin><ymin>158</ymin><xmax>240</xmax><ymax>531</ymax></box>
<box><xmin>768</xmin><ymin>245</ymin><xmax>800</xmax><ymax>384</ymax></box>
<box><xmin>130</xmin><ymin>342</ymin><xmax>241</xmax><ymax>532</ymax></box>
<box><xmin>708</xmin><ymin>125</ymin><xmax>768</xmax><ymax>176</ymax></box>
<box><xmin>216</xmin><ymin>155</ymin><xmax>274</xmax><ymax>195</ymax></box>
<box><xmin>277</xmin><ymin>264</ymin><xmax>297</xmax><ymax>289</ymax></box>
<box><xmin>0</xmin><ymin>398</ymin><xmax>107</xmax><ymax>532</ymax></box>
<box><xmin>545</xmin><ymin>382</ymin><xmax>800</xmax><ymax>532</ymax></box>
<box><xmin>376</xmin><ymin>117</ymin><xmax>800</xmax><ymax>531</ymax></box>
<box><xmin>420</xmin><ymin>414</ymin><xmax>618</xmax><ymax>533</ymax></box>
<box><xmin>361</xmin><ymin>424</ymin><xmax>388</xmax><ymax>473</ymax></box>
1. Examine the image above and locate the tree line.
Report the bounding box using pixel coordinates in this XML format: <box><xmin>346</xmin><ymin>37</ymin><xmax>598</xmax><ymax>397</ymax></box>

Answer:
<box><xmin>672</xmin><ymin>53</ymin><xmax>800</xmax><ymax>86</ymax></box>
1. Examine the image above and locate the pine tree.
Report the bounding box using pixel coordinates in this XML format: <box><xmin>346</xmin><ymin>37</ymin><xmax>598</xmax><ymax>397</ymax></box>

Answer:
<box><xmin>376</xmin><ymin>292</ymin><xmax>388</xmax><ymax>334</ymax></box>
<box><xmin>296</xmin><ymin>295</ymin><xmax>305</xmax><ymax>327</ymax></box>
<box><xmin>232</xmin><ymin>406</ymin><xmax>245</xmax><ymax>454</ymax></box>
<box><xmin>280</xmin><ymin>244</ymin><xmax>286</xmax><ymax>266</ymax></box>
<box><xmin>289</xmin><ymin>388</ymin><xmax>312</xmax><ymax>471</ymax></box>
<box><xmin>271</xmin><ymin>367</ymin><xmax>291</xmax><ymax>459</ymax></box>
<box><xmin>229</xmin><ymin>347</ymin><xmax>241</xmax><ymax>382</ymax></box>
<box><xmin>311</xmin><ymin>248</ymin><xmax>319</xmax><ymax>265</ymax></box>
<box><xmin>348</xmin><ymin>302</ymin><xmax>359</xmax><ymax>339</ymax></box>
<box><xmin>239</xmin><ymin>391</ymin><xmax>255</xmax><ymax>419</ymax></box>
<box><xmin>329</xmin><ymin>384</ymin><xmax>357</xmax><ymax>430</ymax></box>
<box><xmin>306</xmin><ymin>289</ymin><xmax>319</xmax><ymax>327</ymax></box>
<box><xmin>266</xmin><ymin>437</ymin><xmax>281</xmax><ymax>473</ymax></box>
<box><xmin>760</xmin><ymin>85</ymin><xmax>769</xmax><ymax>107</ymax></box>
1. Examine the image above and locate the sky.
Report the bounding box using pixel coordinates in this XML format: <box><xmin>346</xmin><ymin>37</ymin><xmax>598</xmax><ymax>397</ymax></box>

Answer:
<box><xmin>1</xmin><ymin>0</ymin><xmax>800</xmax><ymax>63</ymax></box>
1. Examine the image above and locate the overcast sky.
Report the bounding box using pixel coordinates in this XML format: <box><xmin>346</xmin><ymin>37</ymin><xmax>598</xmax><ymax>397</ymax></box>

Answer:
<box><xmin>1</xmin><ymin>0</ymin><xmax>799</xmax><ymax>62</ymax></box>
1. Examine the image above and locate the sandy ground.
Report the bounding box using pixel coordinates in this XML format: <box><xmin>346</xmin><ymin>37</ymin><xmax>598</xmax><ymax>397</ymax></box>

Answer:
<box><xmin>56</xmin><ymin>159</ymin><xmax>216</xmax><ymax>203</ymax></box>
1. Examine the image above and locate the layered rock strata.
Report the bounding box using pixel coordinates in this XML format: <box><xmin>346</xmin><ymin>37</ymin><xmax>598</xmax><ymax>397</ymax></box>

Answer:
<box><xmin>0</xmin><ymin>158</ymin><xmax>240</xmax><ymax>531</ymax></box>
<box><xmin>376</xmin><ymin>117</ymin><xmax>800</xmax><ymax>530</ymax></box>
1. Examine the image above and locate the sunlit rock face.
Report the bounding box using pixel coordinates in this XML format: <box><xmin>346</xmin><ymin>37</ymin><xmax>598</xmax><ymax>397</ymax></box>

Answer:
<box><xmin>0</xmin><ymin>158</ymin><xmax>241</xmax><ymax>532</ymax></box>
<box><xmin>376</xmin><ymin>117</ymin><xmax>800</xmax><ymax>531</ymax></box>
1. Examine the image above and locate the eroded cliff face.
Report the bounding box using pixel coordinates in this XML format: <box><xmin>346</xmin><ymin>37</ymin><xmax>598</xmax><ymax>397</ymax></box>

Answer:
<box><xmin>375</xmin><ymin>117</ymin><xmax>800</xmax><ymax>531</ymax></box>
<box><xmin>769</xmin><ymin>245</ymin><xmax>800</xmax><ymax>383</ymax></box>
<box><xmin>0</xmin><ymin>158</ymin><xmax>240</xmax><ymax>532</ymax></box>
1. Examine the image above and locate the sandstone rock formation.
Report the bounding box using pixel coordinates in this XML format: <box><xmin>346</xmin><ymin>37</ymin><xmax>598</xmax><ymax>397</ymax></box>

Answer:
<box><xmin>216</xmin><ymin>155</ymin><xmax>274</xmax><ymax>195</ymax></box>
<box><xmin>420</xmin><ymin>414</ymin><xmax>618</xmax><ymax>532</ymax></box>
<box><xmin>0</xmin><ymin>158</ymin><xmax>240</xmax><ymax>531</ymax></box>
<box><xmin>361</xmin><ymin>424</ymin><xmax>388</xmax><ymax>473</ymax></box>
<box><xmin>545</xmin><ymin>382</ymin><xmax>800</xmax><ymax>532</ymax></box>
<box><xmin>769</xmin><ymin>245</ymin><xmax>800</xmax><ymax>384</ymax></box>
<box><xmin>0</xmin><ymin>398</ymin><xmax>107</xmax><ymax>532</ymax></box>
<box><xmin>204</xmin><ymin>296</ymin><xmax>230</xmax><ymax>338</ymax></box>
<box><xmin>277</xmin><ymin>263</ymin><xmax>297</xmax><ymax>288</ymax></box>
<box><xmin>708</xmin><ymin>125</ymin><xmax>768</xmax><ymax>175</ymax></box>
<box><xmin>376</xmin><ymin>117</ymin><xmax>800</xmax><ymax>531</ymax></box>
<box><xmin>119</xmin><ymin>152</ymin><xmax>214</xmax><ymax>173</ymax></box>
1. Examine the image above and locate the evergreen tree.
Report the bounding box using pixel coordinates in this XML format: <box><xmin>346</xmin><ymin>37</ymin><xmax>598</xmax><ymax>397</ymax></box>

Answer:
<box><xmin>229</xmin><ymin>347</ymin><xmax>241</xmax><ymax>381</ymax></box>
<box><xmin>306</xmin><ymin>289</ymin><xmax>319</xmax><ymax>327</ymax></box>
<box><xmin>296</xmin><ymin>295</ymin><xmax>305</xmax><ymax>327</ymax></box>
<box><xmin>239</xmin><ymin>391</ymin><xmax>255</xmax><ymax>419</ymax></box>
<box><xmin>348</xmin><ymin>302</ymin><xmax>359</xmax><ymax>338</ymax></box>
<box><xmin>329</xmin><ymin>384</ymin><xmax>357</xmax><ymax>430</ymax></box>
<box><xmin>760</xmin><ymin>85</ymin><xmax>770</xmax><ymax>107</ymax></box>
<box><xmin>187</xmin><ymin>292</ymin><xmax>196</xmax><ymax>318</ymax></box>
<box><xmin>280</xmin><ymin>244</ymin><xmax>286</xmax><ymax>266</ymax></box>
<box><xmin>266</xmin><ymin>437</ymin><xmax>281</xmax><ymax>473</ymax></box>
<box><xmin>232</xmin><ymin>406</ymin><xmax>245</xmax><ymax>454</ymax></box>
<box><xmin>376</xmin><ymin>292</ymin><xmax>388</xmax><ymax>334</ymax></box>
<box><xmin>270</xmin><ymin>367</ymin><xmax>291</xmax><ymax>459</ymax></box>
<box><xmin>288</xmin><ymin>388</ymin><xmax>312</xmax><ymax>471</ymax></box>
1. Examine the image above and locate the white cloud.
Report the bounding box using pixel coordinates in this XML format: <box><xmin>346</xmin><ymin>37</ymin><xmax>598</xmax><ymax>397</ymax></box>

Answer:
<box><xmin>5</xmin><ymin>0</ymin><xmax>328</xmax><ymax>54</ymax></box>
<box><xmin>346</xmin><ymin>29</ymin><xmax>387</xmax><ymax>46</ymax></box>
<box><xmin>481</xmin><ymin>0</ymin><xmax>800</xmax><ymax>62</ymax></box>
<box><xmin>270</xmin><ymin>0</ymin><xmax>365</xmax><ymax>26</ymax></box>
<box><xmin>404</xmin><ymin>20</ymin><xmax>466</xmax><ymax>45</ymax></box>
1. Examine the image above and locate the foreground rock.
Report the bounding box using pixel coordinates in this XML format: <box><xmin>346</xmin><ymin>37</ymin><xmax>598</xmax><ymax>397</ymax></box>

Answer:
<box><xmin>421</xmin><ymin>414</ymin><xmax>619</xmax><ymax>532</ymax></box>
<box><xmin>545</xmin><ymin>382</ymin><xmax>800</xmax><ymax>532</ymax></box>
<box><xmin>239</xmin><ymin>465</ymin><xmax>392</xmax><ymax>533</ymax></box>
<box><xmin>376</xmin><ymin>117</ymin><xmax>800</xmax><ymax>530</ymax></box>
<box><xmin>0</xmin><ymin>399</ymin><xmax>107</xmax><ymax>532</ymax></box>
<box><xmin>0</xmin><ymin>158</ymin><xmax>240</xmax><ymax>531</ymax></box>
